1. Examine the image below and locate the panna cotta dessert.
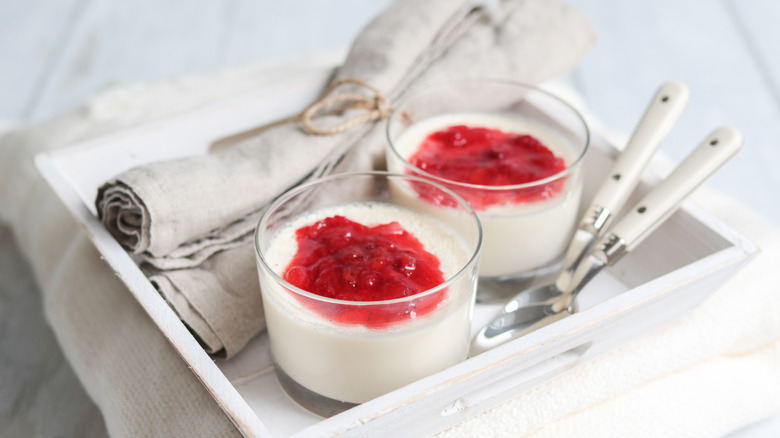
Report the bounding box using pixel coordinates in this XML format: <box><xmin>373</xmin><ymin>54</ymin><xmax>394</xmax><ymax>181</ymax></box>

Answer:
<box><xmin>254</xmin><ymin>173</ymin><xmax>481</xmax><ymax>415</ymax></box>
<box><xmin>386</xmin><ymin>81</ymin><xmax>589</xmax><ymax>281</ymax></box>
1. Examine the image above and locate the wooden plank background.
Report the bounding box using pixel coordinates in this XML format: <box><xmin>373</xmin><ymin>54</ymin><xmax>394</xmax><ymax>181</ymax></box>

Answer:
<box><xmin>1</xmin><ymin>1</ymin><xmax>778</xmax><ymax>437</ymax></box>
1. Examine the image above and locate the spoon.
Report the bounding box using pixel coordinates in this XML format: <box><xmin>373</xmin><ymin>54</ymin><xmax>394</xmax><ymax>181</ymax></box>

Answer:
<box><xmin>471</xmin><ymin>127</ymin><xmax>742</xmax><ymax>355</ymax></box>
<box><xmin>504</xmin><ymin>81</ymin><xmax>690</xmax><ymax>310</ymax></box>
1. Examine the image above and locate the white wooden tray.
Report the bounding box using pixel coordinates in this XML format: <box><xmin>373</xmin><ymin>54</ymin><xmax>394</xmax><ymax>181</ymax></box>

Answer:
<box><xmin>35</xmin><ymin>69</ymin><xmax>758</xmax><ymax>437</ymax></box>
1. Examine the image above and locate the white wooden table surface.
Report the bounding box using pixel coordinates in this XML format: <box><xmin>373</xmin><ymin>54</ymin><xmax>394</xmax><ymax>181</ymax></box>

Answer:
<box><xmin>1</xmin><ymin>1</ymin><xmax>779</xmax><ymax>436</ymax></box>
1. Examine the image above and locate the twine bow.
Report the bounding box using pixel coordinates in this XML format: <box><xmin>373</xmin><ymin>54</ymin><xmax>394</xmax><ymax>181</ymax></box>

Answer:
<box><xmin>300</xmin><ymin>78</ymin><xmax>393</xmax><ymax>135</ymax></box>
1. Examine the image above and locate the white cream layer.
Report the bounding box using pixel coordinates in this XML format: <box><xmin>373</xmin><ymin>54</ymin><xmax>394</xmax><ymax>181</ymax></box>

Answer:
<box><xmin>259</xmin><ymin>202</ymin><xmax>475</xmax><ymax>403</ymax></box>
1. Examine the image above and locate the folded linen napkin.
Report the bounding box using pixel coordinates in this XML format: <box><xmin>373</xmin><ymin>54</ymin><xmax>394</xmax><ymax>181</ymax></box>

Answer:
<box><xmin>95</xmin><ymin>0</ymin><xmax>597</xmax><ymax>357</ymax></box>
<box><xmin>95</xmin><ymin>0</ymin><xmax>472</xmax><ymax>267</ymax></box>
<box><xmin>97</xmin><ymin>0</ymin><xmax>595</xmax><ymax>270</ymax></box>
<box><xmin>2</xmin><ymin>44</ymin><xmax>779</xmax><ymax>438</ymax></box>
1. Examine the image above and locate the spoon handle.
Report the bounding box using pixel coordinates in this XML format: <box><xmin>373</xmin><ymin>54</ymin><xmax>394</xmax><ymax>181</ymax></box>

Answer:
<box><xmin>472</xmin><ymin>127</ymin><xmax>743</xmax><ymax>355</ymax></box>
<box><xmin>583</xmin><ymin>81</ymin><xmax>690</xmax><ymax>233</ymax></box>
<box><xmin>601</xmin><ymin>127</ymin><xmax>742</xmax><ymax>260</ymax></box>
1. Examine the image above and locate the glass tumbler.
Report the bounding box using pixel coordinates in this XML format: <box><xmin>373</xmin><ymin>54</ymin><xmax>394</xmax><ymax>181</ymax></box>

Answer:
<box><xmin>254</xmin><ymin>171</ymin><xmax>482</xmax><ymax>416</ymax></box>
<box><xmin>386</xmin><ymin>79</ymin><xmax>589</xmax><ymax>301</ymax></box>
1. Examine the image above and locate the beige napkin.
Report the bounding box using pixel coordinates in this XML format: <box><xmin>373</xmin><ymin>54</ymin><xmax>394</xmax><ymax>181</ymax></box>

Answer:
<box><xmin>95</xmin><ymin>0</ymin><xmax>475</xmax><ymax>266</ymax></box>
<box><xmin>2</xmin><ymin>33</ymin><xmax>780</xmax><ymax>438</ymax></box>
<box><xmin>95</xmin><ymin>0</ymin><xmax>597</xmax><ymax>358</ymax></box>
<box><xmin>97</xmin><ymin>0</ymin><xmax>596</xmax><ymax>269</ymax></box>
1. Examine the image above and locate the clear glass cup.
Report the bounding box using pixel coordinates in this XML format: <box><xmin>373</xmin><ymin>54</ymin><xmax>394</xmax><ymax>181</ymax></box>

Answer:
<box><xmin>254</xmin><ymin>171</ymin><xmax>482</xmax><ymax>417</ymax></box>
<box><xmin>386</xmin><ymin>79</ymin><xmax>589</xmax><ymax>301</ymax></box>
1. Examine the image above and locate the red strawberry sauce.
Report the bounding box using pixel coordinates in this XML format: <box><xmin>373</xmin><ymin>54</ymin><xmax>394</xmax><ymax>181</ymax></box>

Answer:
<box><xmin>408</xmin><ymin>125</ymin><xmax>567</xmax><ymax>209</ymax></box>
<box><xmin>283</xmin><ymin>215</ymin><xmax>447</xmax><ymax>327</ymax></box>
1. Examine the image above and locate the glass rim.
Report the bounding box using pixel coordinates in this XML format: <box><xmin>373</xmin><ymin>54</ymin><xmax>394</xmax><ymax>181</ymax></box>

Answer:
<box><xmin>254</xmin><ymin>170</ymin><xmax>483</xmax><ymax>307</ymax></box>
<box><xmin>385</xmin><ymin>78</ymin><xmax>591</xmax><ymax>191</ymax></box>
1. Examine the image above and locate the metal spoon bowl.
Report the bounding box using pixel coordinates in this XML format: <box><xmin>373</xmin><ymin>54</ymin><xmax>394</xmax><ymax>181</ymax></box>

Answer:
<box><xmin>500</xmin><ymin>278</ymin><xmax>566</xmax><ymax>313</ymax></box>
<box><xmin>471</xmin><ymin>295</ymin><xmax>572</xmax><ymax>356</ymax></box>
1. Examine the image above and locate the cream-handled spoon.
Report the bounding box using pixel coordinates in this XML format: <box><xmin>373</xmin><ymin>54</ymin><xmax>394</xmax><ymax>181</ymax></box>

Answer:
<box><xmin>499</xmin><ymin>81</ymin><xmax>690</xmax><ymax>307</ymax></box>
<box><xmin>470</xmin><ymin>127</ymin><xmax>742</xmax><ymax>355</ymax></box>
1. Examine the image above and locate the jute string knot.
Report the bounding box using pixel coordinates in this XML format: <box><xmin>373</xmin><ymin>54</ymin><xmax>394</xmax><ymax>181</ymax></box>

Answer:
<box><xmin>300</xmin><ymin>78</ymin><xmax>393</xmax><ymax>135</ymax></box>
